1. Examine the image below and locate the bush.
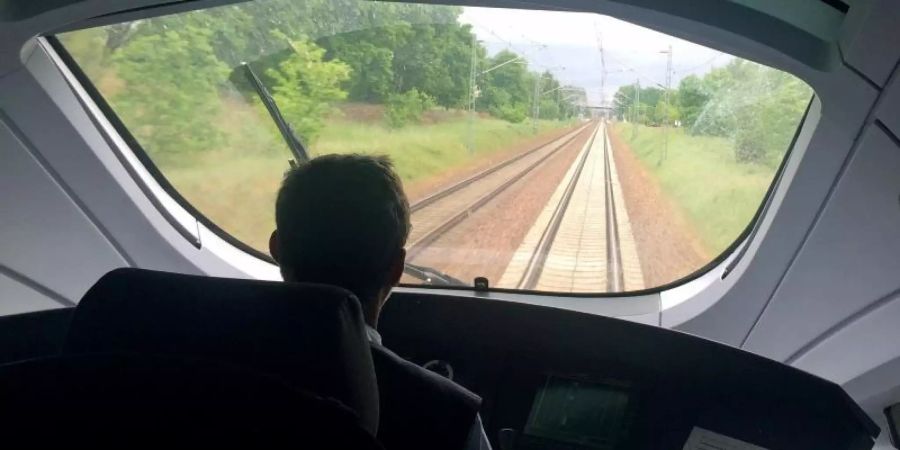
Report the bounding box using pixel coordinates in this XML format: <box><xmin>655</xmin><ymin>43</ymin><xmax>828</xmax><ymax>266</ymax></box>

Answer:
<box><xmin>267</xmin><ymin>38</ymin><xmax>351</xmax><ymax>143</ymax></box>
<box><xmin>111</xmin><ymin>27</ymin><xmax>230</xmax><ymax>163</ymax></box>
<box><xmin>385</xmin><ymin>89</ymin><xmax>434</xmax><ymax>128</ymax></box>
<box><xmin>489</xmin><ymin>103</ymin><xmax>528</xmax><ymax>123</ymax></box>
<box><xmin>733</xmin><ymin>123</ymin><xmax>766</xmax><ymax>163</ymax></box>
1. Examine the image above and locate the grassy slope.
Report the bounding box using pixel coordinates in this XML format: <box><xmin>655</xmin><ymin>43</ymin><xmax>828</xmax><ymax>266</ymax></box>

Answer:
<box><xmin>165</xmin><ymin>110</ymin><xmax>571</xmax><ymax>251</ymax></box>
<box><xmin>315</xmin><ymin>116</ymin><xmax>567</xmax><ymax>183</ymax></box>
<box><xmin>612</xmin><ymin>123</ymin><xmax>780</xmax><ymax>255</ymax></box>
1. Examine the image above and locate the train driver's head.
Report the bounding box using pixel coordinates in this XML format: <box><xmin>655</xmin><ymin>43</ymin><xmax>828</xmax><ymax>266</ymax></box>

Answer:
<box><xmin>270</xmin><ymin>154</ymin><xmax>410</xmax><ymax>326</ymax></box>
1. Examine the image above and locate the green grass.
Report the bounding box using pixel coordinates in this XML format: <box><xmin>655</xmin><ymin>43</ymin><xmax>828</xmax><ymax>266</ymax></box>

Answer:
<box><xmin>163</xmin><ymin>114</ymin><xmax>572</xmax><ymax>251</ymax></box>
<box><xmin>314</xmin><ymin>116</ymin><xmax>567</xmax><ymax>183</ymax></box>
<box><xmin>613</xmin><ymin>123</ymin><xmax>781</xmax><ymax>255</ymax></box>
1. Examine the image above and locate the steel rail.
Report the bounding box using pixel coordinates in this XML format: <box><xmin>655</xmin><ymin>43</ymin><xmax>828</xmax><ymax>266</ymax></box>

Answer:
<box><xmin>406</xmin><ymin>122</ymin><xmax>597</xmax><ymax>260</ymax></box>
<box><xmin>515</xmin><ymin>123</ymin><xmax>600</xmax><ymax>290</ymax></box>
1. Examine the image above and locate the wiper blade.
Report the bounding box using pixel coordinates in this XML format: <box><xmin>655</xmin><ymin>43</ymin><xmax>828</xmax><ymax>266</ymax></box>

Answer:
<box><xmin>404</xmin><ymin>263</ymin><xmax>466</xmax><ymax>287</ymax></box>
<box><xmin>240</xmin><ymin>62</ymin><xmax>309</xmax><ymax>165</ymax></box>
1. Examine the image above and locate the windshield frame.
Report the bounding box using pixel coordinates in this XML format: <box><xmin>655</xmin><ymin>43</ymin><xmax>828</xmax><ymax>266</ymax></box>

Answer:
<box><xmin>43</xmin><ymin>2</ymin><xmax>815</xmax><ymax>297</ymax></box>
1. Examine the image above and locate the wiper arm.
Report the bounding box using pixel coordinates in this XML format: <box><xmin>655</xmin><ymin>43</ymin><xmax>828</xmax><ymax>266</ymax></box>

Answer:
<box><xmin>240</xmin><ymin>62</ymin><xmax>309</xmax><ymax>165</ymax></box>
<box><xmin>404</xmin><ymin>263</ymin><xmax>466</xmax><ymax>287</ymax></box>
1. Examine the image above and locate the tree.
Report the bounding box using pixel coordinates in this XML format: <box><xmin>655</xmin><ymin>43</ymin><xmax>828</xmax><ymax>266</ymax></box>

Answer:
<box><xmin>558</xmin><ymin>85</ymin><xmax>585</xmax><ymax>119</ymax></box>
<box><xmin>385</xmin><ymin>88</ymin><xmax>434</xmax><ymax>128</ymax></box>
<box><xmin>69</xmin><ymin>0</ymin><xmax>589</xmax><ymax>152</ymax></box>
<box><xmin>536</xmin><ymin>71</ymin><xmax>570</xmax><ymax>120</ymax></box>
<box><xmin>321</xmin><ymin>36</ymin><xmax>395</xmax><ymax>102</ymax></box>
<box><xmin>315</xmin><ymin>17</ymin><xmax>476</xmax><ymax>109</ymax></box>
<box><xmin>676</xmin><ymin>75</ymin><xmax>709</xmax><ymax>131</ymax></box>
<box><xmin>614</xmin><ymin>58</ymin><xmax>812</xmax><ymax>165</ymax></box>
<box><xmin>730</xmin><ymin>63</ymin><xmax>810</xmax><ymax>164</ymax></box>
<box><xmin>103</xmin><ymin>22</ymin><xmax>143</xmax><ymax>58</ymax></box>
<box><xmin>111</xmin><ymin>25</ymin><xmax>229</xmax><ymax>163</ymax></box>
<box><xmin>479</xmin><ymin>50</ymin><xmax>532</xmax><ymax>122</ymax></box>
<box><xmin>267</xmin><ymin>38</ymin><xmax>351</xmax><ymax>142</ymax></box>
<box><xmin>653</xmin><ymin>100</ymin><xmax>679</xmax><ymax>125</ymax></box>
<box><xmin>613</xmin><ymin>83</ymin><xmax>639</xmax><ymax>120</ymax></box>
<box><xmin>612</xmin><ymin>84</ymin><xmax>665</xmax><ymax>125</ymax></box>
<box><xmin>390</xmin><ymin>23</ymin><xmax>473</xmax><ymax>108</ymax></box>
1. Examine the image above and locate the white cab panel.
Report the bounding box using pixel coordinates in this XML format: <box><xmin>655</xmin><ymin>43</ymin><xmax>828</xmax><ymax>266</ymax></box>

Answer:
<box><xmin>744</xmin><ymin>124</ymin><xmax>900</xmax><ymax>362</ymax></box>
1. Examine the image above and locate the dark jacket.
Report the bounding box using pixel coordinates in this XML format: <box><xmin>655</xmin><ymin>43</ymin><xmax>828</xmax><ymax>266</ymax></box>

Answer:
<box><xmin>371</xmin><ymin>344</ymin><xmax>482</xmax><ymax>450</ymax></box>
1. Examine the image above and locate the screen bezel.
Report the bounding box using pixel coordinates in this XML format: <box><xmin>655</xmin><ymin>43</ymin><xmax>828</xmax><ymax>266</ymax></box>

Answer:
<box><xmin>522</xmin><ymin>374</ymin><xmax>639</xmax><ymax>449</ymax></box>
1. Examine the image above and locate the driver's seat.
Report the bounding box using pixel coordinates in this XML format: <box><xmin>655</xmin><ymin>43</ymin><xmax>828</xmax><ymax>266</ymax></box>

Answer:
<box><xmin>0</xmin><ymin>352</ymin><xmax>382</xmax><ymax>448</ymax></box>
<box><xmin>63</xmin><ymin>268</ymin><xmax>380</xmax><ymax>434</ymax></box>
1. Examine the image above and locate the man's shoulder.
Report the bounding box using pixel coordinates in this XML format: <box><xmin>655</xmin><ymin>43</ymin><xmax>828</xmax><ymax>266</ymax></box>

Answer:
<box><xmin>371</xmin><ymin>344</ymin><xmax>481</xmax><ymax>411</ymax></box>
<box><xmin>369</xmin><ymin>343</ymin><xmax>482</xmax><ymax>450</ymax></box>
<box><xmin>369</xmin><ymin>343</ymin><xmax>481</xmax><ymax>410</ymax></box>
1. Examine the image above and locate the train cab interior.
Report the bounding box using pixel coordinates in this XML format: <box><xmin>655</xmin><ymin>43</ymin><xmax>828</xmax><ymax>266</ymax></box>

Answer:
<box><xmin>2</xmin><ymin>0</ymin><xmax>900</xmax><ymax>448</ymax></box>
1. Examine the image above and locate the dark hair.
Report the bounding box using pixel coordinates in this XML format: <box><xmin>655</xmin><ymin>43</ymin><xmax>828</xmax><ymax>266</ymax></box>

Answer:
<box><xmin>274</xmin><ymin>154</ymin><xmax>410</xmax><ymax>303</ymax></box>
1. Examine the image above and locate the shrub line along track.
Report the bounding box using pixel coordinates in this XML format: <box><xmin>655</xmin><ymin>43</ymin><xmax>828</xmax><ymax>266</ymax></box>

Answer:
<box><xmin>405</xmin><ymin>122</ymin><xmax>595</xmax><ymax>263</ymax></box>
<box><xmin>500</xmin><ymin>121</ymin><xmax>643</xmax><ymax>293</ymax></box>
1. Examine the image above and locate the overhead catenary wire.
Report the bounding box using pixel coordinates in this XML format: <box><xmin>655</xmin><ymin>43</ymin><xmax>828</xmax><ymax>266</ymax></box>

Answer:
<box><xmin>465</xmin><ymin>23</ymin><xmax>576</xmax><ymax>152</ymax></box>
<box><xmin>674</xmin><ymin>51</ymin><xmax>725</xmax><ymax>75</ymax></box>
<box><xmin>463</xmin><ymin>17</ymin><xmax>548</xmax><ymax>62</ymax></box>
<box><xmin>602</xmin><ymin>51</ymin><xmax>666</xmax><ymax>89</ymax></box>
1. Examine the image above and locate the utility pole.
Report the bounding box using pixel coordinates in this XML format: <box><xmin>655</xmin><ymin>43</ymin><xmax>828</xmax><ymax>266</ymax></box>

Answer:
<box><xmin>593</xmin><ymin>22</ymin><xmax>607</xmax><ymax>120</ymax></box>
<box><xmin>471</xmin><ymin>53</ymin><xmax>528</xmax><ymax>140</ymax></box>
<box><xmin>599</xmin><ymin>34</ymin><xmax>606</xmax><ymax>118</ymax></box>
<box><xmin>532</xmin><ymin>74</ymin><xmax>541</xmax><ymax>133</ymax></box>
<box><xmin>632</xmin><ymin>79</ymin><xmax>640</xmax><ymax>140</ymax></box>
<box><xmin>661</xmin><ymin>44</ymin><xmax>672</xmax><ymax>164</ymax></box>
<box><xmin>467</xmin><ymin>33</ymin><xmax>478</xmax><ymax>154</ymax></box>
<box><xmin>557</xmin><ymin>88</ymin><xmax>562</xmax><ymax>120</ymax></box>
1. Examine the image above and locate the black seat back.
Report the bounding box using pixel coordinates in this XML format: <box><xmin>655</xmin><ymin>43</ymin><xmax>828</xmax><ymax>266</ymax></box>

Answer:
<box><xmin>0</xmin><ymin>308</ymin><xmax>72</xmax><ymax>364</ymax></box>
<box><xmin>64</xmin><ymin>268</ymin><xmax>378</xmax><ymax>434</ymax></box>
<box><xmin>0</xmin><ymin>353</ymin><xmax>382</xmax><ymax>448</ymax></box>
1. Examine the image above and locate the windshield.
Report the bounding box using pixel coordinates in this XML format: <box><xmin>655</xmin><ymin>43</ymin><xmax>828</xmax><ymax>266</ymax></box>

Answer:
<box><xmin>57</xmin><ymin>0</ymin><xmax>812</xmax><ymax>294</ymax></box>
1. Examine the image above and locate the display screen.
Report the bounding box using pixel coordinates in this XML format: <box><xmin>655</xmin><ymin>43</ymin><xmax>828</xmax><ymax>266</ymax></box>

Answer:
<box><xmin>524</xmin><ymin>376</ymin><xmax>636</xmax><ymax>449</ymax></box>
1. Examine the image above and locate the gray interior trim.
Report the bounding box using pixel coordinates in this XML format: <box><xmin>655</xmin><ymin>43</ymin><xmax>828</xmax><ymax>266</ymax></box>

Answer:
<box><xmin>0</xmin><ymin>264</ymin><xmax>76</xmax><ymax>307</ymax></box>
<box><xmin>0</xmin><ymin>108</ymin><xmax>136</xmax><ymax>267</ymax></box>
<box><xmin>786</xmin><ymin>283</ymin><xmax>900</xmax><ymax>366</ymax></box>
<box><xmin>740</xmin><ymin>58</ymin><xmax>900</xmax><ymax>348</ymax></box>
<box><xmin>50</xmin><ymin>0</ymin><xmax>246</xmax><ymax>33</ymax></box>
<box><xmin>44</xmin><ymin>38</ymin><xmax>202</xmax><ymax>249</ymax></box>
<box><xmin>839</xmin><ymin>44</ymin><xmax>882</xmax><ymax>91</ymax></box>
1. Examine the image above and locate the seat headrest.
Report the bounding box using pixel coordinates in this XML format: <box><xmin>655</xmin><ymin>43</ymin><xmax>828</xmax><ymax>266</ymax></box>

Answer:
<box><xmin>65</xmin><ymin>268</ymin><xmax>378</xmax><ymax>434</ymax></box>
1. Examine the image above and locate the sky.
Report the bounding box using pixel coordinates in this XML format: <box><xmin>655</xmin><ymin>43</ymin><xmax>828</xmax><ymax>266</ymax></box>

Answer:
<box><xmin>459</xmin><ymin>6</ymin><xmax>732</xmax><ymax>106</ymax></box>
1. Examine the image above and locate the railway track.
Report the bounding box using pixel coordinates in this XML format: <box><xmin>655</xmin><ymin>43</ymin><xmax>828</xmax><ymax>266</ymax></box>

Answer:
<box><xmin>500</xmin><ymin>120</ymin><xmax>644</xmax><ymax>293</ymax></box>
<box><xmin>514</xmin><ymin>123</ymin><xmax>601</xmax><ymax>290</ymax></box>
<box><xmin>604</xmin><ymin>124</ymin><xmax>624</xmax><ymax>292</ymax></box>
<box><xmin>405</xmin><ymin>122</ymin><xmax>595</xmax><ymax>261</ymax></box>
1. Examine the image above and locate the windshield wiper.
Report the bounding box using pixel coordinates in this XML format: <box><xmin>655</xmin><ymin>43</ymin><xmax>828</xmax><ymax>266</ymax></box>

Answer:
<box><xmin>240</xmin><ymin>62</ymin><xmax>309</xmax><ymax>165</ymax></box>
<box><xmin>404</xmin><ymin>263</ymin><xmax>466</xmax><ymax>287</ymax></box>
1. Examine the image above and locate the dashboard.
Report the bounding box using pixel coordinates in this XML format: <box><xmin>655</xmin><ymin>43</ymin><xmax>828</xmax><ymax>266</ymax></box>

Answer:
<box><xmin>0</xmin><ymin>289</ymin><xmax>879</xmax><ymax>449</ymax></box>
<box><xmin>381</xmin><ymin>292</ymin><xmax>878</xmax><ymax>450</ymax></box>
